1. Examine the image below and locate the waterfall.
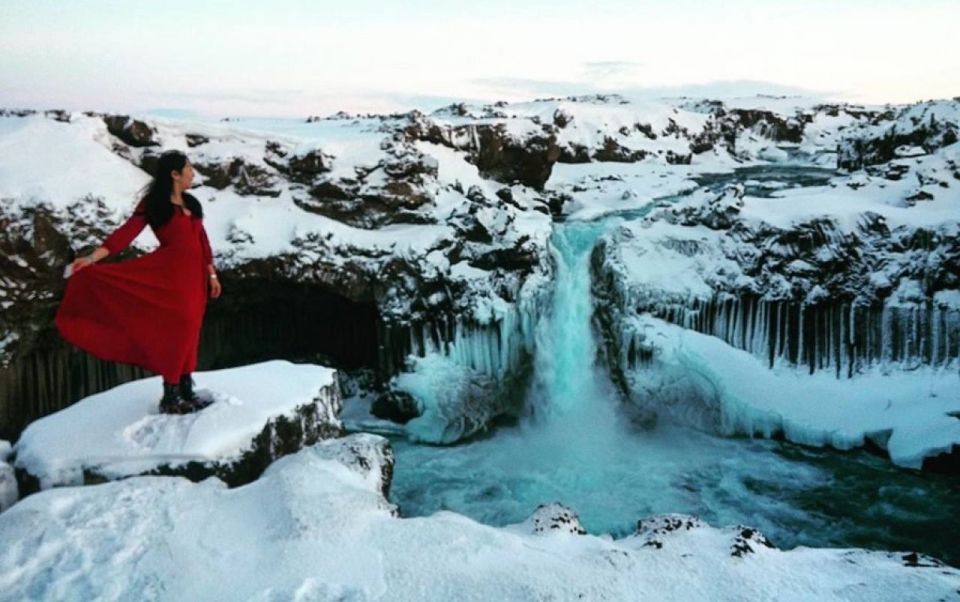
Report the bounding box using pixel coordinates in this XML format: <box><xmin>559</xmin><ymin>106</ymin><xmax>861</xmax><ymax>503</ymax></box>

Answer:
<box><xmin>521</xmin><ymin>222</ymin><xmax>628</xmax><ymax>450</ymax></box>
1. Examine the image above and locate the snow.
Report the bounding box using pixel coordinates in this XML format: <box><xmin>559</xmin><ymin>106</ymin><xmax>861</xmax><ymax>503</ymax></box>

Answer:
<box><xmin>1</xmin><ymin>434</ymin><xmax>957</xmax><ymax>601</ymax></box>
<box><xmin>619</xmin><ymin>315</ymin><xmax>960</xmax><ymax>469</ymax></box>
<box><xmin>546</xmin><ymin>162</ymin><xmax>701</xmax><ymax>221</ymax></box>
<box><xmin>0</xmin><ymin>115</ymin><xmax>150</xmax><ymax>211</ymax></box>
<box><xmin>13</xmin><ymin>360</ymin><xmax>340</xmax><ymax>489</ymax></box>
<box><xmin>603</xmin><ymin>219</ymin><xmax>740</xmax><ymax>300</ymax></box>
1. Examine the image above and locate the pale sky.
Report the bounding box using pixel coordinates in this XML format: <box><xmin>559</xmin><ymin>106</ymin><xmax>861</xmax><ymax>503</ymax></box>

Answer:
<box><xmin>1</xmin><ymin>0</ymin><xmax>958</xmax><ymax>117</ymax></box>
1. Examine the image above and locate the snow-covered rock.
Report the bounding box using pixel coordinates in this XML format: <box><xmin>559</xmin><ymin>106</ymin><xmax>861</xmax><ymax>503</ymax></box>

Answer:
<box><xmin>13</xmin><ymin>360</ymin><xmax>343</xmax><ymax>491</ymax></box>
<box><xmin>0</xmin><ymin>435</ymin><xmax>957</xmax><ymax>601</ymax></box>
<box><xmin>508</xmin><ymin>502</ymin><xmax>587</xmax><ymax>536</ymax></box>
<box><xmin>838</xmin><ymin>99</ymin><xmax>959</xmax><ymax>170</ymax></box>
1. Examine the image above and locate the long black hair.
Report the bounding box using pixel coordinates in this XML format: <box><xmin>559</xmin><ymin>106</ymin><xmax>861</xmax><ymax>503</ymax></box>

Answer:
<box><xmin>136</xmin><ymin>149</ymin><xmax>203</xmax><ymax>228</ymax></box>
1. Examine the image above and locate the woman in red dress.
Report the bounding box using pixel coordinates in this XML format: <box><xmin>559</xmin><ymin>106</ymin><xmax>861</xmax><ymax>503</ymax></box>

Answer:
<box><xmin>55</xmin><ymin>150</ymin><xmax>223</xmax><ymax>414</ymax></box>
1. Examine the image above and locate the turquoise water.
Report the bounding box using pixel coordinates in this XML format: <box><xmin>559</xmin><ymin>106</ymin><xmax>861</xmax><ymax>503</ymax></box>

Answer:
<box><xmin>380</xmin><ymin>167</ymin><xmax>960</xmax><ymax>566</ymax></box>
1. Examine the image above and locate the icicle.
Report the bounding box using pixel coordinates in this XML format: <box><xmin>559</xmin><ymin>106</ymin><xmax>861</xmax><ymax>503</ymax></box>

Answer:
<box><xmin>773</xmin><ymin>303</ymin><xmax>782</xmax><ymax>367</ymax></box>
<box><xmin>797</xmin><ymin>304</ymin><xmax>805</xmax><ymax>368</ymax></box>
<box><xmin>813</xmin><ymin>309</ymin><xmax>820</xmax><ymax>372</ymax></box>
<box><xmin>781</xmin><ymin>303</ymin><xmax>790</xmax><ymax>365</ymax></box>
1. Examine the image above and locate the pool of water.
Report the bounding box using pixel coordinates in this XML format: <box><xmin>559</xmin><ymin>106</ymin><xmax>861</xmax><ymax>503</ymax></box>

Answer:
<box><xmin>386</xmin><ymin>424</ymin><xmax>960</xmax><ymax>565</ymax></box>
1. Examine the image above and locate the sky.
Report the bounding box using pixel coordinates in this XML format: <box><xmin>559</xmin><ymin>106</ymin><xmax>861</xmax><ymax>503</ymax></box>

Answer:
<box><xmin>1</xmin><ymin>0</ymin><xmax>958</xmax><ymax>118</ymax></box>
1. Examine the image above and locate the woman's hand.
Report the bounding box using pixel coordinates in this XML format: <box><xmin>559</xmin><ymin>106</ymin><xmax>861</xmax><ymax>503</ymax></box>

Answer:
<box><xmin>209</xmin><ymin>275</ymin><xmax>222</xmax><ymax>299</ymax></box>
<box><xmin>69</xmin><ymin>255</ymin><xmax>96</xmax><ymax>274</ymax></box>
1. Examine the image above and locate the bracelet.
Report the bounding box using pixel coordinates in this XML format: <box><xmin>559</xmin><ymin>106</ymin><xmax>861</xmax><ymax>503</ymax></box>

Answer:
<box><xmin>209</xmin><ymin>274</ymin><xmax>218</xmax><ymax>280</ymax></box>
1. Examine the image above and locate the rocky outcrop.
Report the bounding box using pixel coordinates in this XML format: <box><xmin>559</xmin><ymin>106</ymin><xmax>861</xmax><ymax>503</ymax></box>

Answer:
<box><xmin>402</xmin><ymin>114</ymin><xmax>561</xmax><ymax>189</ymax></box>
<box><xmin>838</xmin><ymin>100</ymin><xmax>960</xmax><ymax>170</ymax></box>
<box><xmin>634</xmin><ymin>513</ymin><xmax>777</xmax><ymax>558</ymax></box>
<box><xmin>514</xmin><ymin>502</ymin><xmax>587</xmax><ymax>535</ymax></box>
<box><xmin>193</xmin><ymin>157</ymin><xmax>281</xmax><ymax>196</ymax></box>
<box><xmin>12</xmin><ymin>361</ymin><xmax>344</xmax><ymax>493</ymax></box>
<box><xmin>102</xmin><ymin>114</ymin><xmax>159</xmax><ymax>148</ymax></box>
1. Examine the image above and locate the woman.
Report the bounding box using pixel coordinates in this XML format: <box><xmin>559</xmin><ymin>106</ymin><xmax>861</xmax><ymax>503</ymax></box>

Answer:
<box><xmin>55</xmin><ymin>150</ymin><xmax>222</xmax><ymax>414</ymax></box>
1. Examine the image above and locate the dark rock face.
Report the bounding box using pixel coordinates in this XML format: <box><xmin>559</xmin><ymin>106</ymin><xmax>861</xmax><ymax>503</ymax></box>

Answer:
<box><xmin>470</xmin><ymin>126</ymin><xmax>560</xmax><ymax>190</ymax></box>
<box><xmin>264</xmin><ymin>148</ymin><xmax>333</xmax><ymax>184</ymax></box>
<box><xmin>286</xmin><ymin>138</ymin><xmax>439</xmax><ymax>228</ymax></box>
<box><xmin>102</xmin><ymin>115</ymin><xmax>159</xmax><ymax>148</ymax></box>
<box><xmin>185</xmin><ymin>133</ymin><xmax>210</xmax><ymax>147</ymax></box>
<box><xmin>402</xmin><ymin>115</ymin><xmax>561</xmax><ymax>190</ymax></box>
<box><xmin>296</xmin><ymin>179</ymin><xmax>434</xmax><ymax>229</ymax></box>
<box><xmin>921</xmin><ymin>443</ymin><xmax>960</xmax><ymax>475</ymax></box>
<box><xmin>193</xmin><ymin>158</ymin><xmax>281</xmax><ymax>196</ymax></box>
<box><xmin>552</xmin><ymin>108</ymin><xmax>573</xmax><ymax>128</ymax></box>
<box><xmin>371</xmin><ymin>389</ymin><xmax>420</xmax><ymax>424</ymax></box>
<box><xmin>665</xmin><ymin>150</ymin><xmax>691</xmax><ymax>165</ymax></box>
<box><xmin>729</xmin><ymin>108</ymin><xmax>808</xmax><ymax>144</ymax></box>
<box><xmin>592</xmin><ymin>137</ymin><xmax>647</xmax><ymax>162</ymax></box>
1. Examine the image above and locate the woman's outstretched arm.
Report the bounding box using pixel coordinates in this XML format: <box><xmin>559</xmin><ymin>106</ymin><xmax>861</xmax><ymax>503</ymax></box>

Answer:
<box><xmin>101</xmin><ymin>200</ymin><xmax>148</xmax><ymax>255</ymax></box>
<box><xmin>69</xmin><ymin>200</ymin><xmax>147</xmax><ymax>274</ymax></box>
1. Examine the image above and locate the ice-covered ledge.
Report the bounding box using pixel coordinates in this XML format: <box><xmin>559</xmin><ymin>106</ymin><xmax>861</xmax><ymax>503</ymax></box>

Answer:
<box><xmin>0</xmin><ymin>433</ymin><xmax>957</xmax><ymax>600</ymax></box>
<box><xmin>13</xmin><ymin>360</ymin><xmax>343</xmax><ymax>492</ymax></box>
<box><xmin>607</xmin><ymin>315</ymin><xmax>960</xmax><ymax>471</ymax></box>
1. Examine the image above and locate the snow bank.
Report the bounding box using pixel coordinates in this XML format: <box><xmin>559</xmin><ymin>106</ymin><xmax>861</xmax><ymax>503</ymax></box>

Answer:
<box><xmin>0</xmin><ymin>433</ymin><xmax>956</xmax><ymax>601</ymax></box>
<box><xmin>14</xmin><ymin>360</ymin><xmax>342</xmax><ymax>489</ymax></box>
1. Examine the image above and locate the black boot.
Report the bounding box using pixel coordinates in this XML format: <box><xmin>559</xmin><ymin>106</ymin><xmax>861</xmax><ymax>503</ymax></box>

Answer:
<box><xmin>178</xmin><ymin>373</ymin><xmax>200</xmax><ymax>403</ymax></box>
<box><xmin>178</xmin><ymin>373</ymin><xmax>212</xmax><ymax>411</ymax></box>
<box><xmin>159</xmin><ymin>381</ymin><xmax>189</xmax><ymax>414</ymax></box>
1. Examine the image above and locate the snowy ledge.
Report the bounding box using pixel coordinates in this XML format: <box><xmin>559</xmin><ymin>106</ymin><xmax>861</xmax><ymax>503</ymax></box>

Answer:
<box><xmin>0</xmin><ymin>433</ymin><xmax>957</xmax><ymax>600</ymax></box>
<box><xmin>12</xmin><ymin>360</ymin><xmax>343</xmax><ymax>492</ymax></box>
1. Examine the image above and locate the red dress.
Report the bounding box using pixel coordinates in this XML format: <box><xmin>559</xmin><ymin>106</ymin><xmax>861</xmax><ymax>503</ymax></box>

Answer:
<box><xmin>55</xmin><ymin>199</ymin><xmax>215</xmax><ymax>383</ymax></box>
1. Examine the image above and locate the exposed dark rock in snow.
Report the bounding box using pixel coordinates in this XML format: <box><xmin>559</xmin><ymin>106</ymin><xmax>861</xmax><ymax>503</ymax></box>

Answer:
<box><xmin>102</xmin><ymin>114</ymin><xmax>159</xmax><ymax>148</ymax></box>
<box><xmin>634</xmin><ymin>513</ymin><xmax>777</xmax><ymax>558</ymax></box>
<box><xmin>515</xmin><ymin>502</ymin><xmax>587</xmax><ymax>535</ymax></box>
